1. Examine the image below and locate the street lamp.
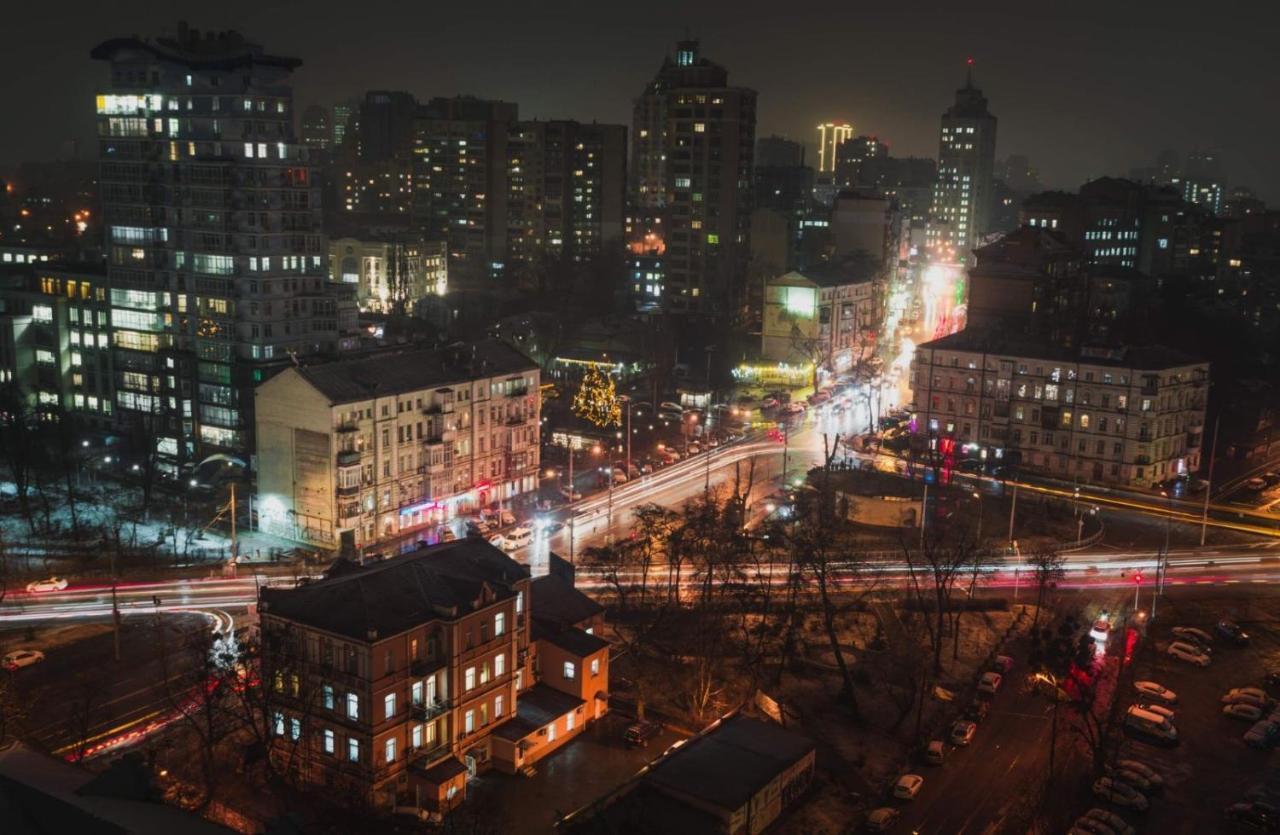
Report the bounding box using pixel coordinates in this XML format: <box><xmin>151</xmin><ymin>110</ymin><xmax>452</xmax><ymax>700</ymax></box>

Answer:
<box><xmin>971</xmin><ymin>490</ymin><xmax>983</xmax><ymax>543</ymax></box>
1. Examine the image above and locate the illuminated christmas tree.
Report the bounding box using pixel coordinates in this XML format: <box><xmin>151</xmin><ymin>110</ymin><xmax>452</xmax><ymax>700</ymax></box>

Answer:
<box><xmin>572</xmin><ymin>366</ymin><xmax>621</xmax><ymax>428</ymax></box>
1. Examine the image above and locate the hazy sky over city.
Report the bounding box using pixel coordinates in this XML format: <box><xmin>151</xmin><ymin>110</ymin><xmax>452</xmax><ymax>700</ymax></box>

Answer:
<box><xmin>6</xmin><ymin>0</ymin><xmax>1278</xmax><ymax>198</ymax></box>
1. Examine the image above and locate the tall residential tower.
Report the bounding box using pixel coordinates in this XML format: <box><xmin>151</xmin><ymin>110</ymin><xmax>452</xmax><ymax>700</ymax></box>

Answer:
<box><xmin>928</xmin><ymin>61</ymin><xmax>997</xmax><ymax>260</ymax></box>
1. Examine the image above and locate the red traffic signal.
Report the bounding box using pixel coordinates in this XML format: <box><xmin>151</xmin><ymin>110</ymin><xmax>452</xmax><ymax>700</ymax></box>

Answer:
<box><xmin>1133</xmin><ymin>572</ymin><xmax>1142</xmax><ymax>584</ymax></box>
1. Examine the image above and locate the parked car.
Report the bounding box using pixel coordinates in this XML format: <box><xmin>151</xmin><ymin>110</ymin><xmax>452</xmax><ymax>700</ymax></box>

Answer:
<box><xmin>1244</xmin><ymin>719</ymin><xmax>1280</xmax><ymax>749</ymax></box>
<box><xmin>623</xmin><ymin>719</ymin><xmax>663</xmax><ymax>747</ymax></box>
<box><xmin>1124</xmin><ymin>705</ymin><xmax>1178</xmax><ymax>743</ymax></box>
<box><xmin>978</xmin><ymin>671</ymin><xmax>1003</xmax><ymax>695</ymax></box>
<box><xmin>503</xmin><ymin>526</ymin><xmax>534</xmax><ymax>550</ymax></box>
<box><xmin>686</xmin><ymin>443</ymin><xmax>701</xmax><ymax>455</ymax></box>
<box><xmin>1115</xmin><ymin>760</ymin><xmax>1164</xmax><ymax>790</ymax></box>
<box><xmin>1134</xmin><ymin>681</ymin><xmax>1178</xmax><ymax>704</ymax></box>
<box><xmin>1084</xmin><ymin>807</ymin><xmax>1138</xmax><ymax>835</ymax></box>
<box><xmin>1141</xmin><ymin>703</ymin><xmax>1176</xmax><ymax>722</ymax></box>
<box><xmin>1171</xmin><ymin>626</ymin><xmax>1214</xmax><ymax>648</ymax></box>
<box><xmin>1225</xmin><ymin>703</ymin><xmax>1264</xmax><ymax>721</ymax></box>
<box><xmin>950</xmin><ymin>720</ymin><xmax>977</xmax><ymax>746</ymax></box>
<box><xmin>864</xmin><ymin>808</ymin><xmax>901</xmax><ymax>832</ymax></box>
<box><xmin>25</xmin><ymin>577</ymin><xmax>68</xmax><ymax>593</ymax></box>
<box><xmin>1</xmin><ymin>649</ymin><xmax>45</xmax><ymax>670</ymax></box>
<box><xmin>991</xmin><ymin>654</ymin><xmax>1014</xmax><ymax>674</ymax></box>
<box><xmin>1107</xmin><ymin>765</ymin><xmax>1153</xmax><ymax>792</ymax></box>
<box><xmin>963</xmin><ymin>699</ymin><xmax>992</xmax><ymax>723</ymax></box>
<box><xmin>1092</xmin><ymin>777</ymin><xmax>1149</xmax><ymax>811</ymax></box>
<box><xmin>1089</xmin><ymin>616</ymin><xmax>1113</xmax><ymax>643</ymax></box>
<box><xmin>1223</xmin><ymin>688</ymin><xmax>1270</xmax><ymax>708</ymax></box>
<box><xmin>1225</xmin><ymin>800</ymin><xmax>1280</xmax><ymax>832</ymax></box>
<box><xmin>923</xmin><ymin>740</ymin><xmax>946</xmax><ymax>765</ymax></box>
<box><xmin>893</xmin><ymin>774</ymin><xmax>924</xmax><ymax>800</ymax></box>
<box><xmin>1218</xmin><ymin>619</ymin><xmax>1251</xmax><ymax>646</ymax></box>
<box><xmin>1167</xmin><ymin>640</ymin><xmax>1211</xmax><ymax>667</ymax></box>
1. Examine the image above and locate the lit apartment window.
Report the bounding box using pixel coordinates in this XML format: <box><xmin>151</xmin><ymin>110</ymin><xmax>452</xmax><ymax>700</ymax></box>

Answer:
<box><xmin>323</xmin><ymin>729</ymin><xmax>335</xmax><ymax>754</ymax></box>
<box><xmin>384</xmin><ymin>738</ymin><xmax>396</xmax><ymax>763</ymax></box>
<box><xmin>547</xmin><ymin>722</ymin><xmax>557</xmax><ymax>742</ymax></box>
<box><xmin>323</xmin><ymin>685</ymin><xmax>334</xmax><ymax>710</ymax></box>
<box><xmin>495</xmin><ymin>695</ymin><xmax>504</xmax><ymax>718</ymax></box>
<box><xmin>290</xmin><ymin>718</ymin><xmax>301</xmax><ymax>740</ymax></box>
<box><xmin>563</xmin><ymin>662</ymin><xmax>576</xmax><ymax>681</ymax></box>
<box><xmin>465</xmin><ymin>710</ymin><xmax>475</xmax><ymax>734</ymax></box>
<box><xmin>494</xmin><ymin>612</ymin><xmax>505</xmax><ymax>636</ymax></box>
<box><xmin>273</xmin><ymin>712</ymin><xmax>284</xmax><ymax>736</ymax></box>
<box><xmin>347</xmin><ymin>738</ymin><xmax>360</xmax><ymax>762</ymax></box>
<box><xmin>567</xmin><ymin>712</ymin><xmax>575</xmax><ymax>732</ymax></box>
<box><xmin>591</xmin><ymin>658</ymin><xmax>600</xmax><ymax>677</ymax></box>
<box><xmin>495</xmin><ymin>654</ymin><xmax>505</xmax><ymax>676</ymax></box>
<box><xmin>412</xmin><ymin>724</ymin><xmax>423</xmax><ymax>748</ymax></box>
<box><xmin>346</xmin><ymin>693</ymin><xmax>359</xmax><ymax>720</ymax></box>
<box><xmin>516</xmin><ymin>591</ymin><xmax>523</xmax><ymax>614</ymax></box>
<box><xmin>465</xmin><ymin>667</ymin><xmax>476</xmax><ymax>691</ymax></box>
<box><xmin>384</xmin><ymin>693</ymin><xmax>396</xmax><ymax>720</ymax></box>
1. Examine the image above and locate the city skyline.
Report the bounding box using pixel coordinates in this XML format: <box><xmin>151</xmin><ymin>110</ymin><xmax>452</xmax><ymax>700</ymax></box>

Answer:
<box><xmin>4</xmin><ymin>1</ymin><xmax>1277</xmax><ymax>200</ymax></box>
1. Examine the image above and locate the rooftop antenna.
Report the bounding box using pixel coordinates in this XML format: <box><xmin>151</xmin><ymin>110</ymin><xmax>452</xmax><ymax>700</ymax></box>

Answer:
<box><xmin>965</xmin><ymin>56</ymin><xmax>975</xmax><ymax>88</ymax></box>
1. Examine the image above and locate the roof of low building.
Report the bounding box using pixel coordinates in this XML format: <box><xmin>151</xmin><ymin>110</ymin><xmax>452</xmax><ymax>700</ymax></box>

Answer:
<box><xmin>260</xmin><ymin>540</ymin><xmax>528</xmax><ymax>640</ymax></box>
<box><xmin>290</xmin><ymin>338</ymin><xmax>536</xmax><ymax>404</ymax></box>
<box><xmin>415</xmin><ymin>756</ymin><xmax>467</xmax><ymax>785</ymax></box>
<box><xmin>492</xmin><ymin>684</ymin><xmax>585</xmax><ymax>742</ymax></box>
<box><xmin>542</xmin><ymin>627</ymin><xmax>609</xmax><ymax>658</ymax></box>
<box><xmin>560</xmin><ymin>781</ymin><xmax>722</xmax><ymax>834</ymax></box>
<box><xmin>642</xmin><ymin>715</ymin><xmax>815</xmax><ymax>813</ymax></box>
<box><xmin>917</xmin><ymin>327</ymin><xmax>1204</xmax><ymax>371</ymax></box>
<box><xmin>788</xmin><ymin>259</ymin><xmax>878</xmax><ymax>288</ymax></box>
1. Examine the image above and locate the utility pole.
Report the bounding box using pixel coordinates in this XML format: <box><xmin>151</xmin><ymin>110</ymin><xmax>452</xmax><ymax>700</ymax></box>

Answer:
<box><xmin>230</xmin><ymin>482</ymin><xmax>238</xmax><ymax>563</ymax></box>
<box><xmin>920</xmin><ymin>482</ymin><xmax>929</xmax><ymax>548</ymax></box>
<box><xmin>1200</xmin><ymin>415</ymin><xmax>1220</xmax><ymax>547</ymax></box>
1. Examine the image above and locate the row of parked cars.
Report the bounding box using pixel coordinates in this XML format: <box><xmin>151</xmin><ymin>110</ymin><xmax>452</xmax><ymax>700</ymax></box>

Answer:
<box><xmin>862</xmin><ymin>657</ymin><xmax>1013</xmax><ymax>831</ymax></box>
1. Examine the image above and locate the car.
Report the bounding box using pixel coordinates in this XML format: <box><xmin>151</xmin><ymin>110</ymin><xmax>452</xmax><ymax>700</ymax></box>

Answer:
<box><xmin>760</xmin><ymin>397</ymin><xmax>780</xmax><ymax>411</ymax></box>
<box><xmin>1</xmin><ymin>649</ymin><xmax>45</xmax><ymax>670</ymax></box>
<box><xmin>1167</xmin><ymin>641</ymin><xmax>1211</xmax><ymax>667</ymax></box>
<box><xmin>539</xmin><ymin>521</ymin><xmax>565</xmax><ymax>535</ymax></box>
<box><xmin>504</xmin><ymin>526</ymin><xmax>534</xmax><ymax>550</ymax></box>
<box><xmin>923</xmin><ymin>740</ymin><xmax>946</xmax><ymax>765</ymax></box>
<box><xmin>963</xmin><ymin>699</ymin><xmax>991</xmax><ymax>723</ymax></box>
<box><xmin>864</xmin><ymin>807</ymin><xmax>901</xmax><ymax>832</ymax></box>
<box><xmin>468</xmin><ymin>518</ymin><xmax>495</xmax><ymax>534</ymax></box>
<box><xmin>440</xmin><ymin>527</ymin><xmax>457</xmax><ymax>542</ymax></box>
<box><xmin>1107</xmin><ymin>766</ymin><xmax>1153</xmax><ymax>792</ymax></box>
<box><xmin>612</xmin><ymin>469</ymin><xmax>628</xmax><ymax>485</ymax></box>
<box><xmin>991</xmin><ymin>654</ymin><xmax>1014</xmax><ymax>674</ymax></box>
<box><xmin>1225</xmin><ymin>703</ymin><xmax>1265</xmax><ymax>721</ymax></box>
<box><xmin>1244</xmin><ymin>719</ymin><xmax>1280</xmax><ymax>749</ymax></box>
<box><xmin>1134</xmin><ymin>681</ymin><xmax>1177</xmax><ymax>704</ymax></box>
<box><xmin>977</xmin><ymin>671</ymin><xmax>1003</xmax><ymax>695</ymax></box>
<box><xmin>488</xmin><ymin>533</ymin><xmax>508</xmax><ymax>549</ymax></box>
<box><xmin>1114</xmin><ymin>760</ymin><xmax>1163</xmax><ymax>790</ymax></box>
<box><xmin>1171</xmin><ymin>626</ymin><xmax>1214</xmax><ymax>650</ymax></box>
<box><xmin>1246</xmin><ymin>477</ymin><xmax>1269</xmax><ymax>491</ymax></box>
<box><xmin>950</xmin><ymin>720</ymin><xmax>977</xmax><ymax>746</ymax></box>
<box><xmin>1226</xmin><ymin>800</ymin><xmax>1280</xmax><ymax>833</ymax></box>
<box><xmin>1218</xmin><ymin>619</ymin><xmax>1251</xmax><ymax>645</ymax></box>
<box><xmin>623</xmin><ymin>719</ymin><xmax>663</xmax><ymax>747</ymax></box>
<box><xmin>1092</xmin><ymin>777</ymin><xmax>1149</xmax><ymax>811</ymax></box>
<box><xmin>782</xmin><ymin>402</ymin><xmax>807</xmax><ymax>416</ymax></box>
<box><xmin>1141</xmin><ymin>702</ymin><xmax>1176</xmax><ymax>721</ymax></box>
<box><xmin>25</xmin><ymin>577</ymin><xmax>68</xmax><ymax>593</ymax></box>
<box><xmin>1090</xmin><ymin>617</ymin><xmax>1113</xmax><ymax>643</ymax></box>
<box><xmin>1084</xmin><ymin>808</ymin><xmax>1138</xmax><ymax>835</ymax></box>
<box><xmin>1069</xmin><ymin>818</ymin><xmax>1115</xmax><ymax>835</ymax></box>
<box><xmin>658</xmin><ymin>401</ymin><xmax>684</xmax><ymax>415</ymax></box>
<box><xmin>686</xmin><ymin>443</ymin><xmax>701</xmax><ymax>455</ymax></box>
<box><xmin>893</xmin><ymin>774</ymin><xmax>924</xmax><ymax>800</ymax></box>
<box><xmin>1223</xmin><ymin>688</ymin><xmax>1270</xmax><ymax>707</ymax></box>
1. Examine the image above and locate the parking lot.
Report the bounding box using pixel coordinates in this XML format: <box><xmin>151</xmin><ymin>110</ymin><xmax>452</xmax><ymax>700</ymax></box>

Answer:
<box><xmin>1099</xmin><ymin>588</ymin><xmax>1280</xmax><ymax>832</ymax></box>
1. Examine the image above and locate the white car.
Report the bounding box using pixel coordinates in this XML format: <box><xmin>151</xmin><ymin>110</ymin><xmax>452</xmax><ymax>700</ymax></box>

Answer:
<box><xmin>1092</xmin><ymin>777</ymin><xmax>1149</xmax><ymax>811</ymax></box>
<box><xmin>1134</xmin><ymin>681</ymin><xmax>1177</xmax><ymax>704</ymax></box>
<box><xmin>2</xmin><ymin>649</ymin><xmax>45</xmax><ymax>670</ymax></box>
<box><xmin>1114</xmin><ymin>761</ymin><xmax>1163</xmax><ymax>789</ymax></box>
<box><xmin>865</xmin><ymin>808</ymin><xmax>901</xmax><ymax>832</ymax></box>
<box><xmin>1142</xmin><ymin>703</ymin><xmax>1176</xmax><ymax>721</ymax></box>
<box><xmin>978</xmin><ymin>671</ymin><xmax>1003</xmax><ymax>695</ymax></box>
<box><xmin>1166</xmin><ymin>641</ymin><xmax>1211</xmax><ymax>667</ymax></box>
<box><xmin>1084</xmin><ymin>808</ymin><xmax>1137</xmax><ymax>835</ymax></box>
<box><xmin>1089</xmin><ymin>618</ymin><xmax>1112</xmax><ymax>643</ymax></box>
<box><xmin>1222</xmin><ymin>689</ymin><xmax>1269</xmax><ymax>709</ymax></box>
<box><xmin>25</xmin><ymin>577</ymin><xmax>68</xmax><ymax>593</ymax></box>
<box><xmin>1224</xmin><ymin>703</ymin><xmax>1264</xmax><ymax>721</ymax></box>
<box><xmin>1171</xmin><ymin>626</ymin><xmax>1213</xmax><ymax>648</ymax></box>
<box><xmin>893</xmin><ymin>773</ymin><xmax>924</xmax><ymax>799</ymax></box>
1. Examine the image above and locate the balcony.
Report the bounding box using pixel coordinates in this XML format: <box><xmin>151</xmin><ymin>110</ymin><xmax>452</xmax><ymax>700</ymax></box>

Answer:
<box><xmin>337</xmin><ymin>449</ymin><xmax>361</xmax><ymax>466</ymax></box>
<box><xmin>505</xmin><ymin>414</ymin><xmax>526</xmax><ymax>427</ymax></box>
<box><xmin>410</xmin><ymin>657</ymin><xmax>446</xmax><ymax>678</ymax></box>
<box><xmin>336</xmin><ymin>483</ymin><xmax>360</xmax><ymax>498</ymax></box>
<box><xmin>504</xmin><ymin>386</ymin><xmax>529</xmax><ymax>399</ymax></box>
<box><xmin>411</xmin><ymin>698</ymin><xmax>451</xmax><ymax>722</ymax></box>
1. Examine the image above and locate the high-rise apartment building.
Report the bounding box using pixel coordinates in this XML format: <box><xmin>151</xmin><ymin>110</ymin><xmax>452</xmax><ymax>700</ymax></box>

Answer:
<box><xmin>332</xmin><ymin>100</ymin><xmax>358</xmax><ymax>150</ymax></box>
<box><xmin>506</xmin><ymin>120</ymin><xmax>627</xmax><ymax>280</ymax></box>
<box><xmin>301</xmin><ymin>105</ymin><xmax>331</xmax><ymax>151</ymax></box>
<box><xmin>91</xmin><ymin>25</ymin><xmax>357</xmax><ymax>472</ymax></box>
<box><xmin>412</xmin><ymin>97</ymin><xmax>518</xmax><ymax>281</ymax></box>
<box><xmin>928</xmin><ymin>63</ymin><xmax>997</xmax><ymax>260</ymax></box>
<box><xmin>628</xmin><ymin>39</ymin><xmax>757</xmax><ymax>314</ymax></box>
<box><xmin>756</xmin><ymin>135</ymin><xmax>805</xmax><ymax>168</ymax></box>
<box><xmin>834</xmin><ymin>135</ymin><xmax>888</xmax><ymax>189</ymax></box>
<box><xmin>816</xmin><ymin>122</ymin><xmax>853</xmax><ymax>174</ymax></box>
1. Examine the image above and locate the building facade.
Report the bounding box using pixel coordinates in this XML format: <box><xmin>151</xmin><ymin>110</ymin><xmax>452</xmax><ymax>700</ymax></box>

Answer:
<box><xmin>928</xmin><ymin>65</ymin><xmax>997</xmax><ymax>259</ymax></box>
<box><xmin>628</xmin><ymin>39</ymin><xmax>757</xmax><ymax>315</ymax></box>
<box><xmin>761</xmin><ymin>264</ymin><xmax>878</xmax><ymax>374</ymax></box>
<box><xmin>815</xmin><ymin>122</ymin><xmax>852</xmax><ymax>175</ymax></box>
<box><xmin>260</xmin><ymin>542</ymin><xmax>609</xmax><ymax>815</ymax></box>
<box><xmin>91</xmin><ymin>26</ymin><xmax>357</xmax><ymax>473</ymax></box>
<box><xmin>909</xmin><ymin>329</ymin><xmax>1207</xmax><ymax>487</ymax></box>
<box><xmin>329</xmin><ymin>235</ymin><xmax>447</xmax><ymax>314</ymax></box>
<box><xmin>255</xmin><ymin>339</ymin><xmax>540</xmax><ymax>551</ymax></box>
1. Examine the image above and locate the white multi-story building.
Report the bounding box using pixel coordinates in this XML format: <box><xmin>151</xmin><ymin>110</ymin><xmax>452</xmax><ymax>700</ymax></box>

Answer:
<box><xmin>255</xmin><ymin>339</ymin><xmax>540</xmax><ymax>551</ymax></box>
<box><xmin>329</xmin><ymin>235</ymin><xmax>447</xmax><ymax>314</ymax></box>
<box><xmin>909</xmin><ymin>329</ymin><xmax>1207</xmax><ymax>488</ymax></box>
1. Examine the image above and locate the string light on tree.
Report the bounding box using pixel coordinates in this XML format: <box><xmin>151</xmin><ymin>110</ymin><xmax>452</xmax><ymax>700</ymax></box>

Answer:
<box><xmin>572</xmin><ymin>366</ymin><xmax>621</xmax><ymax>428</ymax></box>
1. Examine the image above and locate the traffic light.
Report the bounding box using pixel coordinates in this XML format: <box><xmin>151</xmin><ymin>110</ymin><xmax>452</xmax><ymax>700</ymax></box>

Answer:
<box><xmin>1133</xmin><ymin>573</ymin><xmax>1142</xmax><ymax>584</ymax></box>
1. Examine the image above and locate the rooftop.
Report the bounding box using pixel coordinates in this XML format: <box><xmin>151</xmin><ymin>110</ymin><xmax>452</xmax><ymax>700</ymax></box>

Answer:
<box><xmin>260</xmin><ymin>539</ymin><xmax>528</xmax><ymax>641</ymax></box>
<box><xmin>91</xmin><ymin>24</ymin><xmax>300</xmax><ymax>71</ymax></box>
<box><xmin>642</xmin><ymin>715</ymin><xmax>815</xmax><ymax>812</ymax></box>
<box><xmin>291</xmin><ymin>338</ymin><xmax>536</xmax><ymax>404</ymax></box>
<box><xmin>542</xmin><ymin>627</ymin><xmax>609</xmax><ymax>658</ymax></box>
<box><xmin>492</xmin><ymin>684</ymin><xmax>585</xmax><ymax>742</ymax></box>
<box><xmin>530</xmin><ymin>574</ymin><xmax>603</xmax><ymax>631</ymax></box>
<box><xmin>917</xmin><ymin>327</ymin><xmax>1205</xmax><ymax>370</ymax></box>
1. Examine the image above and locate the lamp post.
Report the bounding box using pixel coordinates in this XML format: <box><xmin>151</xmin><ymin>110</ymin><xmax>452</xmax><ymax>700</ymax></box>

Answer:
<box><xmin>1200</xmin><ymin>415</ymin><xmax>1220</xmax><ymax>547</ymax></box>
<box><xmin>971</xmin><ymin>489</ymin><xmax>983</xmax><ymax>544</ymax></box>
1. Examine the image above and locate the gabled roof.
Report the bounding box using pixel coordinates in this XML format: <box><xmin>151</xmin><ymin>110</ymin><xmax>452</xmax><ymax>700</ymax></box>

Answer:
<box><xmin>530</xmin><ymin>574</ymin><xmax>603</xmax><ymax>631</ymax></box>
<box><xmin>260</xmin><ymin>540</ymin><xmax>528</xmax><ymax>641</ymax></box>
<box><xmin>287</xmin><ymin>338</ymin><xmax>536</xmax><ymax>404</ymax></box>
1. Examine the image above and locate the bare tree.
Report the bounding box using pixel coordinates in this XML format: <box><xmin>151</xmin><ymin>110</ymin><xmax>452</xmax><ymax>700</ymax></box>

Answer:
<box><xmin>901</xmin><ymin>522</ymin><xmax>977</xmax><ymax>676</ymax></box>
<box><xmin>0</xmin><ymin>382</ymin><xmax>39</xmax><ymax>534</ymax></box>
<box><xmin>1028</xmin><ymin>548</ymin><xmax>1066</xmax><ymax>629</ymax></box>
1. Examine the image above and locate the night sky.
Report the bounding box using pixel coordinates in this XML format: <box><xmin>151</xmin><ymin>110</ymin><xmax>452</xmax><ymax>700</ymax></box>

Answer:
<box><xmin>7</xmin><ymin>0</ymin><xmax>1278</xmax><ymax>199</ymax></box>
